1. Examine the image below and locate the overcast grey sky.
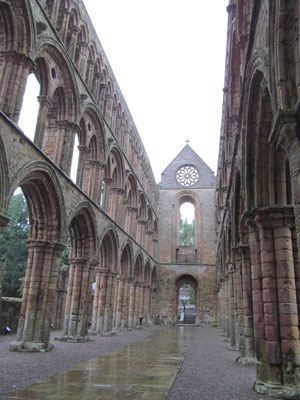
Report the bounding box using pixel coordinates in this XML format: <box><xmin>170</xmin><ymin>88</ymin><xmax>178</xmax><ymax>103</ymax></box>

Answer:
<box><xmin>19</xmin><ymin>1</ymin><xmax>229</xmax><ymax>183</ymax></box>
<box><xmin>83</xmin><ymin>0</ymin><xmax>229</xmax><ymax>181</ymax></box>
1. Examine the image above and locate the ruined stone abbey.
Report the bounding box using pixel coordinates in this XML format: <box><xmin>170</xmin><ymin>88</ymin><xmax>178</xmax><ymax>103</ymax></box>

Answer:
<box><xmin>0</xmin><ymin>0</ymin><xmax>300</xmax><ymax>398</ymax></box>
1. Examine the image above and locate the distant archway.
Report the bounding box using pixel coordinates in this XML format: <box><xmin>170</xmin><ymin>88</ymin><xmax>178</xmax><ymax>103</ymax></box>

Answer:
<box><xmin>175</xmin><ymin>274</ymin><xmax>198</xmax><ymax>325</ymax></box>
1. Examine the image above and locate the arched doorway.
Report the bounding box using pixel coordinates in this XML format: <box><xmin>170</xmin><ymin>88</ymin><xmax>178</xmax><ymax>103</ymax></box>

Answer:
<box><xmin>175</xmin><ymin>275</ymin><xmax>198</xmax><ymax>325</ymax></box>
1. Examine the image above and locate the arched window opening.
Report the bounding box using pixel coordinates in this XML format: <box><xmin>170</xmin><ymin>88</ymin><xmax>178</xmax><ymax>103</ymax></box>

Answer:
<box><xmin>179</xmin><ymin>202</ymin><xmax>195</xmax><ymax>246</ymax></box>
<box><xmin>99</xmin><ymin>180</ymin><xmax>105</xmax><ymax>208</ymax></box>
<box><xmin>70</xmin><ymin>133</ymin><xmax>79</xmax><ymax>182</ymax></box>
<box><xmin>18</xmin><ymin>74</ymin><xmax>40</xmax><ymax>141</ymax></box>
<box><xmin>178</xmin><ymin>283</ymin><xmax>196</xmax><ymax>325</ymax></box>
<box><xmin>0</xmin><ymin>189</ymin><xmax>28</xmax><ymax>299</ymax></box>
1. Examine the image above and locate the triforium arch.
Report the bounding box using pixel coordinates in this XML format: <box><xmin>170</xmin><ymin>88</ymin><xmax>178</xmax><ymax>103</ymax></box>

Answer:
<box><xmin>62</xmin><ymin>202</ymin><xmax>97</xmax><ymax>341</ymax></box>
<box><xmin>91</xmin><ymin>227</ymin><xmax>118</xmax><ymax>335</ymax></box>
<box><xmin>123</xmin><ymin>174</ymin><xmax>138</xmax><ymax>238</ymax></box>
<box><xmin>33</xmin><ymin>41</ymin><xmax>78</xmax><ymax>173</ymax></box>
<box><xmin>9</xmin><ymin>164</ymin><xmax>64</xmax><ymax>352</ymax></box>
<box><xmin>174</xmin><ymin>274</ymin><xmax>198</xmax><ymax>325</ymax></box>
<box><xmin>136</xmin><ymin>192</ymin><xmax>147</xmax><ymax>246</ymax></box>
<box><xmin>105</xmin><ymin>146</ymin><xmax>125</xmax><ymax>223</ymax></box>
<box><xmin>0</xmin><ymin>0</ymin><xmax>34</xmax><ymax>122</ymax></box>
<box><xmin>77</xmin><ymin>105</ymin><xmax>106</xmax><ymax>202</ymax></box>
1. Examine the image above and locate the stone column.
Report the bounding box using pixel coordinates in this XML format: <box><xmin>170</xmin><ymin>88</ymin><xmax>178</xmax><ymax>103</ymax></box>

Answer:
<box><xmin>133</xmin><ymin>282</ymin><xmax>140</xmax><ymax>327</ymax></box>
<box><xmin>233</xmin><ymin>249</ymin><xmax>244</xmax><ymax>355</ymax></box>
<box><xmin>111</xmin><ymin>188</ymin><xmax>125</xmax><ymax>224</ymax></box>
<box><xmin>60</xmin><ymin>9</ymin><xmax>70</xmax><ymax>43</ymax></box>
<box><xmin>115</xmin><ymin>278</ymin><xmax>124</xmax><ymax>330</ymax></box>
<box><xmin>102</xmin><ymin>178</ymin><xmax>112</xmax><ymax>213</ymax></box>
<box><xmin>99</xmin><ymin>83</ymin><xmax>107</xmax><ymax>112</ymax></box>
<box><xmin>49</xmin><ymin>0</ymin><xmax>60</xmax><ymax>27</ymax></box>
<box><xmin>10</xmin><ymin>240</ymin><xmax>64</xmax><ymax>352</ymax></box>
<box><xmin>238</xmin><ymin>242</ymin><xmax>255</xmax><ymax>362</ymax></box>
<box><xmin>121</xmin><ymin>279</ymin><xmax>129</xmax><ymax>329</ymax></box>
<box><xmin>34</xmin><ymin>95</ymin><xmax>52</xmax><ymax>148</ymax></box>
<box><xmin>128</xmin><ymin>280</ymin><xmax>136</xmax><ymax>328</ymax></box>
<box><xmin>94</xmin><ymin>270</ymin><xmax>107</xmax><ymax>334</ymax></box>
<box><xmin>104</xmin><ymin>94</ymin><xmax>114</xmax><ymax>127</ymax></box>
<box><xmin>61</xmin><ymin>258</ymin><xmax>94</xmax><ymax>341</ymax></box>
<box><xmin>86</xmin><ymin>60</ymin><xmax>95</xmax><ymax>89</ymax></box>
<box><xmin>143</xmin><ymin>285</ymin><xmax>150</xmax><ymax>325</ymax></box>
<box><xmin>76</xmin><ymin>145</ymin><xmax>89</xmax><ymax>189</ymax></box>
<box><xmin>0</xmin><ymin>52</ymin><xmax>35</xmax><ymax>122</ymax></box>
<box><xmin>255</xmin><ymin>207</ymin><xmax>300</xmax><ymax>396</ymax></box>
<box><xmin>92</xmin><ymin>72</ymin><xmax>101</xmax><ymax>102</ymax></box>
<box><xmin>126</xmin><ymin>207</ymin><xmax>138</xmax><ymax>238</ymax></box>
<box><xmin>103</xmin><ymin>272</ymin><xmax>114</xmax><ymax>334</ymax></box>
<box><xmin>82</xmin><ymin>160</ymin><xmax>104</xmax><ymax>203</ymax></box>
<box><xmin>223</xmin><ymin>276</ymin><xmax>230</xmax><ymax>339</ymax></box>
<box><xmin>91</xmin><ymin>269</ymin><xmax>101</xmax><ymax>332</ymax></box>
<box><xmin>76</xmin><ymin>42</ymin><xmax>89</xmax><ymax>79</ymax></box>
<box><xmin>254</xmin><ymin>210</ymin><xmax>282</xmax><ymax>388</ymax></box>
<box><xmin>150</xmin><ymin>287</ymin><xmax>157</xmax><ymax>323</ymax></box>
<box><xmin>68</xmin><ymin>26</ymin><xmax>80</xmax><ymax>60</ymax></box>
<box><xmin>53</xmin><ymin>121</ymin><xmax>79</xmax><ymax>175</ymax></box>
<box><xmin>227</xmin><ymin>265</ymin><xmax>237</xmax><ymax>349</ymax></box>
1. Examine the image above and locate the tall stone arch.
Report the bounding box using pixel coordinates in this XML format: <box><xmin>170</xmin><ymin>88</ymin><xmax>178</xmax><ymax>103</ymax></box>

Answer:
<box><xmin>9</xmin><ymin>166</ymin><xmax>64</xmax><ymax>352</ymax></box>
<box><xmin>91</xmin><ymin>227</ymin><xmax>118</xmax><ymax>335</ymax></box>
<box><xmin>61</xmin><ymin>202</ymin><xmax>97</xmax><ymax>341</ymax></box>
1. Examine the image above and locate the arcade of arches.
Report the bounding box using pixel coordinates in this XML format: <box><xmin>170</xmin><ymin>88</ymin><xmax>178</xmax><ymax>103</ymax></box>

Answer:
<box><xmin>1</xmin><ymin>0</ymin><xmax>300</xmax><ymax>398</ymax></box>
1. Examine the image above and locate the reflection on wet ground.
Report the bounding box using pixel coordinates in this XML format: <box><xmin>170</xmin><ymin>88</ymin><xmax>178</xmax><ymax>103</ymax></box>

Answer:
<box><xmin>1</xmin><ymin>326</ymin><xmax>196</xmax><ymax>400</ymax></box>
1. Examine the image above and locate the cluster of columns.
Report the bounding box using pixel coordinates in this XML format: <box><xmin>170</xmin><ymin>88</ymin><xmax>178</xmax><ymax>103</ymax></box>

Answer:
<box><xmin>90</xmin><ymin>269</ymin><xmax>155</xmax><ymax>335</ymax></box>
<box><xmin>218</xmin><ymin>204</ymin><xmax>300</xmax><ymax>396</ymax></box>
<box><xmin>10</xmin><ymin>240</ymin><xmax>65</xmax><ymax>351</ymax></box>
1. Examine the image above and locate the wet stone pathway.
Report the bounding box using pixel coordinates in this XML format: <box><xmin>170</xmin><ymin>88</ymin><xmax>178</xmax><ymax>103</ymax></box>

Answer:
<box><xmin>1</xmin><ymin>327</ymin><xmax>196</xmax><ymax>400</ymax></box>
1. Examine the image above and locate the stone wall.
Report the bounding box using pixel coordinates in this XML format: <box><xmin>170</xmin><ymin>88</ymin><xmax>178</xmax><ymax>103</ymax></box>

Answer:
<box><xmin>156</xmin><ymin>264</ymin><xmax>217</xmax><ymax>325</ymax></box>
<box><xmin>215</xmin><ymin>1</ymin><xmax>300</xmax><ymax>397</ymax></box>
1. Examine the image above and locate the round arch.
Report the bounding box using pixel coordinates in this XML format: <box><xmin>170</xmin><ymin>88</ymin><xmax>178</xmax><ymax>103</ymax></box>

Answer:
<box><xmin>175</xmin><ymin>274</ymin><xmax>198</xmax><ymax>325</ymax></box>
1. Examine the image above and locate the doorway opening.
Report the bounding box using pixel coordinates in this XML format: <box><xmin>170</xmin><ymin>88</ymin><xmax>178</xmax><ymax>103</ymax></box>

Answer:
<box><xmin>176</xmin><ymin>275</ymin><xmax>197</xmax><ymax>325</ymax></box>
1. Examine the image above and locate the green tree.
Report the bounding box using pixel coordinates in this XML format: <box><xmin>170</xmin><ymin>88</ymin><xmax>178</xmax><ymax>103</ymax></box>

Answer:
<box><xmin>0</xmin><ymin>193</ymin><xmax>28</xmax><ymax>297</ymax></box>
<box><xmin>189</xmin><ymin>287</ymin><xmax>196</xmax><ymax>305</ymax></box>
<box><xmin>179</xmin><ymin>217</ymin><xmax>195</xmax><ymax>246</ymax></box>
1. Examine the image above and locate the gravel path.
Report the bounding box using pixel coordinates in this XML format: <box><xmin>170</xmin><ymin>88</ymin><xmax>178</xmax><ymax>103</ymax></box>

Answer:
<box><xmin>167</xmin><ymin>326</ymin><xmax>269</xmax><ymax>400</ymax></box>
<box><xmin>1</xmin><ymin>326</ymin><xmax>270</xmax><ymax>399</ymax></box>
<box><xmin>0</xmin><ymin>326</ymin><xmax>159</xmax><ymax>396</ymax></box>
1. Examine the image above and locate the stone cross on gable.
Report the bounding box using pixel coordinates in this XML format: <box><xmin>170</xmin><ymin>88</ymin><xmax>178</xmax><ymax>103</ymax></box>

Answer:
<box><xmin>185</xmin><ymin>139</ymin><xmax>190</xmax><ymax>145</ymax></box>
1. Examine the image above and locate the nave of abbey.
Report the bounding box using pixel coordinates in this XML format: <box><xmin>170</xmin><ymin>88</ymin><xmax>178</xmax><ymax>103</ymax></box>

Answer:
<box><xmin>0</xmin><ymin>1</ymin><xmax>300</xmax><ymax>398</ymax></box>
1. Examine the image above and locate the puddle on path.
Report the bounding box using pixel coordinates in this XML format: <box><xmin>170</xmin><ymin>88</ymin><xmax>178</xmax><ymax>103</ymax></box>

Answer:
<box><xmin>1</xmin><ymin>326</ymin><xmax>197</xmax><ymax>400</ymax></box>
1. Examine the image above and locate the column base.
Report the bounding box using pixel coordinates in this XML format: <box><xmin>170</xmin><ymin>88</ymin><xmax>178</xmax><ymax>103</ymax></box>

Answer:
<box><xmin>237</xmin><ymin>356</ymin><xmax>257</xmax><ymax>365</ymax></box>
<box><xmin>255</xmin><ymin>379</ymin><xmax>300</xmax><ymax>399</ymax></box>
<box><xmin>10</xmin><ymin>340</ymin><xmax>54</xmax><ymax>352</ymax></box>
<box><xmin>101</xmin><ymin>330</ymin><xmax>117</xmax><ymax>337</ymax></box>
<box><xmin>57</xmin><ymin>335</ymin><xmax>92</xmax><ymax>343</ymax></box>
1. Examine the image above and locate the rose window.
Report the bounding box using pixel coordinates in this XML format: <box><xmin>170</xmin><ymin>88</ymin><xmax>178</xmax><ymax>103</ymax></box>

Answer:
<box><xmin>176</xmin><ymin>165</ymin><xmax>199</xmax><ymax>186</ymax></box>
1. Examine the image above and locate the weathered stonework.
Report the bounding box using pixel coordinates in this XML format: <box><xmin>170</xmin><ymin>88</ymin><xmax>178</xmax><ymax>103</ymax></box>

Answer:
<box><xmin>157</xmin><ymin>145</ymin><xmax>217</xmax><ymax>324</ymax></box>
<box><xmin>216</xmin><ymin>1</ymin><xmax>300</xmax><ymax>397</ymax></box>
<box><xmin>0</xmin><ymin>0</ymin><xmax>158</xmax><ymax>351</ymax></box>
